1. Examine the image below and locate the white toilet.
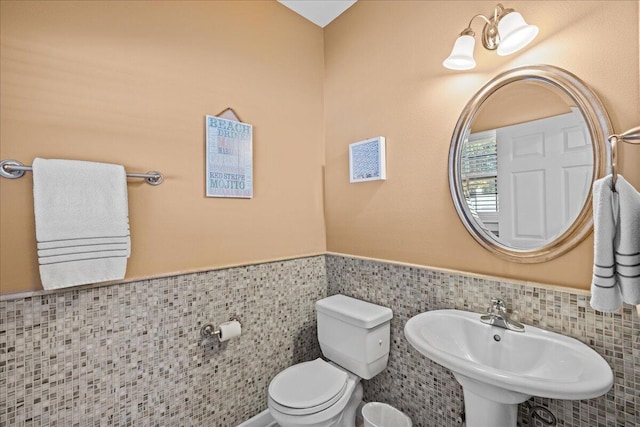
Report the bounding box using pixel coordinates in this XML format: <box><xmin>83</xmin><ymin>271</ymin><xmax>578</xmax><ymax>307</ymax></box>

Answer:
<box><xmin>267</xmin><ymin>294</ymin><xmax>393</xmax><ymax>427</ymax></box>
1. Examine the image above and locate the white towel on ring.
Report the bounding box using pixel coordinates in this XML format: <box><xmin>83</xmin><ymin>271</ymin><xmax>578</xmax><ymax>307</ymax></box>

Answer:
<box><xmin>614</xmin><ymin>176</ymin><xmax>640</xmax><ymax>305</ymax></box>
<box><xmin>590</xmin><ymin>174</ymin><xmax>640</xmax><ymax>312</ymax></box>
<box><xmin>32</xmin><ymin>158</ymin><xmax>131</xmax><ymax>289</ymax></box>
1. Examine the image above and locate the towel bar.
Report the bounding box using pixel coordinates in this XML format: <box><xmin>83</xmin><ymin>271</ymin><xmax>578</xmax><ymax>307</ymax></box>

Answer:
<box><xmin>0</xmin><ymin>159</ymin><xmax>164</xmax><ymax>186</ymax></box>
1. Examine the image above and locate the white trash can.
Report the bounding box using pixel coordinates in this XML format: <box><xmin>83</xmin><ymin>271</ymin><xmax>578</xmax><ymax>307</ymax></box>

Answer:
<box><xmin>362</xmin><ymin>402</ymin><xmax>412</xmax><ymax>427</ymax></box>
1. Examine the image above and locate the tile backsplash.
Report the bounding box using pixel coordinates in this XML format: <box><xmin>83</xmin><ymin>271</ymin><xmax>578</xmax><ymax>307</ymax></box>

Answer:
<box><xmin>1</xmin><ymin>254</ymin><xmax>638</xmax><ymax>427</ymax></box>
<box><xmin>326</xmin><ymin>254</ymin><xmax>639</xmax><ymax>427</ymax></box>
<box><xmin>0</xmin><ymin>256</ymin><xmax>326</xmax><ymax>426</ymax></box>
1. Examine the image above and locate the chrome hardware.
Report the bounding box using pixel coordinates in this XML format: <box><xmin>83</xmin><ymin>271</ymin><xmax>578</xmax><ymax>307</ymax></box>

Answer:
<box><xmin>0</xmin><ymin>159</ymin><xmax>164</xmax><ymax>185</ymax></box>
<box><xmin>480</xmin><ymin>297</ymin><xmax>525</xmax><ymax>332</ymax></box>
<box><xmin>609</xmin><ymin>125</ymin><xmax>640</xmax><ymax>191</ymax></box>
<box><xmin>490</xmin><ymin>297</ymin><xmax>507</xmax><ymax>314</ymax></box>
<box><xmin>0</xmin><ymin>160</ymin><xmax>26</xmax><ymax>179</ymax></box>
<box><xmin>524</xmin><ymin>400</ymin><xmax>557</xmax><ymax>426</ymax></box>
<box><xmin>200</xmin><ymin>323</ymin><xmax>218</xmax><ymax>339</ymax></box>
<box><xmin>200</xmin><ymin>317</ymin><xmax>241</xmax><ymax>340</ymax></box>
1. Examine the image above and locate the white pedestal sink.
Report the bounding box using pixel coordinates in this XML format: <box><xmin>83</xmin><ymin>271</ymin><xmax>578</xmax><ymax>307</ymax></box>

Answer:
<box><xmin>404</xmin><ymin>309</ymin><xmax>613</xmax><ymax>427</ymax></box>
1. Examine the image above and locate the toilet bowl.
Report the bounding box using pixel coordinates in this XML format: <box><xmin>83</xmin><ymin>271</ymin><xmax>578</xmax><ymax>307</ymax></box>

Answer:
<box><xmin>268</xmin><ymin>359</ymin><xmax>363</xmax><ymax>427</ymax></box>
<box><xmin>267</xmin><ymin>295</ymin><xmax>393</xmax><ymax>427</ymax></box>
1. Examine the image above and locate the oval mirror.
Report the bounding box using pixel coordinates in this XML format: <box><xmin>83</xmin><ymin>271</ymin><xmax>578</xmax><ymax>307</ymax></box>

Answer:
<box><xmin>449</xmin><ymin>65</ymin><xmax>612</xmax><ymax>263</ymax></box>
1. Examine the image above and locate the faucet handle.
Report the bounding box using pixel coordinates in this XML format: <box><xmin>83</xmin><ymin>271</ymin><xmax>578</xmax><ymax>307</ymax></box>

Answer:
<box><xmin>489</xmin><ymin>297</ymin><xmax>507</xmax><ymax>314</ymax></box>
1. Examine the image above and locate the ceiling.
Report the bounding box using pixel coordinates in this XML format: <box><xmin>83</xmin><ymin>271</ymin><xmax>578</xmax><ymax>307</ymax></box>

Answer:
<box><xmin>278</xmin><ymin>0</ymin><xmax>357</xmax><ymax>28</ymax></box>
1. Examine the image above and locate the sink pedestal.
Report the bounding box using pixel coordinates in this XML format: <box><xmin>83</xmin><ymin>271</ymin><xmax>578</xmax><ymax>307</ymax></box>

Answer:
<box><xmin>454</xmin><ymin>374</ymin><xmax>530</xmax><ymax>427</ymax></box>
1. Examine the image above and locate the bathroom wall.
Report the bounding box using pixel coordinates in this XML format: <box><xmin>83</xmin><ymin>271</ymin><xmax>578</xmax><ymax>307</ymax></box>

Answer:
<box><xmin>0</xmin><ymin>0</ymin><xmax>326</xmax><ymax>294</ymax></box>
<box><xmin>326</xmin><ymin>254</ymin><xmax>639</xmax><ymax>427</ymax></box>
<box><xmin>1</xmin><ymin>2</ymin><xmax>639</xmax><ymax>426</ymax></box>
<box><xmin>0</xmin><ymin>256</ymin><xmax>326</xmax><ymax>426</ymax></box>
<box><xmin>323</xmin><ymin>0</ymin><xmax>640</xmax><ymax>290</ymax></box>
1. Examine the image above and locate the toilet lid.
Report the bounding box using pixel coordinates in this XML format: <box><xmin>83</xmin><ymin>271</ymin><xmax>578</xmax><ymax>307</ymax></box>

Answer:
<box><xmin>269</xmin><ymin>359</ymin><xmax>348</xmax><ymax>413</ymax></box>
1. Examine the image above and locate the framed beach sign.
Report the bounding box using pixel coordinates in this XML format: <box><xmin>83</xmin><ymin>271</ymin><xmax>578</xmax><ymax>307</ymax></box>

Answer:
<box><xmin>349</xmin><ymin>136</ymin><xmax>386</xmax><ymax>183</ymax></box>
<box><xmin>205</xmin><ymin>114</ymin><xmax>253</xmax><ymax>198</ymax></box>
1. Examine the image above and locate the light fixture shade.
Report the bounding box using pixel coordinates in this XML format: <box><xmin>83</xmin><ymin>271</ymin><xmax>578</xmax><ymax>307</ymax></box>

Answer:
<box><xmin>443</xmin><ymin>35</ymin><xmax>476</xmax><ymax>70</ymax></box>
<box><xmin>496</xmin><ymin>12</ymin><xmax>539</xmax><ymax>56</ymax></box>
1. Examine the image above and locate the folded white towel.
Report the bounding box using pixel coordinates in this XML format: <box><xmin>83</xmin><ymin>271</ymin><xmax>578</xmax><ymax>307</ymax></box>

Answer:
<box><xmin>32</xmin><ymin>158</ymin><xmax>131</xmax><ymax>289</ymax></box>
<box><xmin>590</xmin><ymin>174</ymin><xmax>640</xmax><ymax>312</ymax></box>
<box><xmin>590</xmin><ymin>175</ymin><xmax>621</xmax><ymax>311</ymax></box>
<box><xmin>614</xmin><ymin>176</ymin><xmax>640</xmax><ymax>305</ymax></box>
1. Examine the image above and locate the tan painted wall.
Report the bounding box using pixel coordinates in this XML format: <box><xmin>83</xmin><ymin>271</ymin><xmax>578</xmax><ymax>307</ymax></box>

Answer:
<box><xmin>324</xmin><ymin>0</ymin><xmax>640</xmax><ymax>290</ymax></box>
<box><xmin>0</xmin><ymin>1</ymin><xmax>326</xmax><ymax>294</ymax></box>
<box><xmin>2</xmin><ymin>1</ymin><xmax>638</xmax><ymax>295</ymax></box>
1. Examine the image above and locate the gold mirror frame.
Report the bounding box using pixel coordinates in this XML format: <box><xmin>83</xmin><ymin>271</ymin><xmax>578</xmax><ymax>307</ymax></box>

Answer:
<box><xmin>448</xmin><ymin>65</ymin><xmax>612</xmax><ymax>263</ymax></box>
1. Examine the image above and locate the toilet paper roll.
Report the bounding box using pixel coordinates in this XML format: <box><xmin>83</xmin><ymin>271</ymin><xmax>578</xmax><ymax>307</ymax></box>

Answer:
<box><xmin>218</xmin><ymin>320</ymin><xmax>241</xmax><ymax>342</ymax></box>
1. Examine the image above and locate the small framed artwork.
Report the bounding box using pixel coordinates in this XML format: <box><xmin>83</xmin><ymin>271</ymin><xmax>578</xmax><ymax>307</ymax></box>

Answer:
<box><xmin>349</xmin><ymin>136</ymin><xmax>386</xmax><ymax>183</ymax></box>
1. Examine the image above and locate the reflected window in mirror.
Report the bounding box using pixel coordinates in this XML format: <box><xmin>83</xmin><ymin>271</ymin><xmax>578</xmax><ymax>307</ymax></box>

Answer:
<box><xmin>462</xmin><ymin>130</ymin><xmax>499</xmax><ymax>236</ymax></box>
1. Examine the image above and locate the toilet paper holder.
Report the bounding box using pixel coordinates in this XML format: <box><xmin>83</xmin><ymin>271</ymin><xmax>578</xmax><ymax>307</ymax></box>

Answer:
<box><xmin>200</xmin><ymin>317</ymin><xmax>241</xmax><ymax>340</ymax></box>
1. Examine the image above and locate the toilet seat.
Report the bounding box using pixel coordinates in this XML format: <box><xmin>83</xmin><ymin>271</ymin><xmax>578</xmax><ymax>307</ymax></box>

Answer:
<box><xmin>268</xmin><ymin>358</ymin><xmax>349</xmax><ymax>416</ymax></box>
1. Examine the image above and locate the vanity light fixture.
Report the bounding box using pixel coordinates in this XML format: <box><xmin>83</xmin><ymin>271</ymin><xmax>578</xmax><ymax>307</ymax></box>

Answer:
<box><xmin>443</xmin><ymin>3</ymin><xmax>538</xmax><ymax>70</ymax></box>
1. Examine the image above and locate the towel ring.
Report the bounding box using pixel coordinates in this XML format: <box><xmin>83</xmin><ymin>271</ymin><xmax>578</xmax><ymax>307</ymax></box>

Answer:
<box><xmin>608</xmin><ymin>125</ymin><xmax>640</xmax><ymax>191</ymax></box>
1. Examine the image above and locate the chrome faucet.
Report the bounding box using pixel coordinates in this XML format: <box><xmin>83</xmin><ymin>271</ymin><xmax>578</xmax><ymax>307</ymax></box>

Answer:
<box><xmin>480</xmin><ymin>297</ymin><xmax>525</xmax><ymax>332</ymax></box>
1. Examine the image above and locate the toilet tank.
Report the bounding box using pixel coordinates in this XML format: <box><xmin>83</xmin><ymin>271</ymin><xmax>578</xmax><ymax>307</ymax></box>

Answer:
<box><xmin>316</xmin><ymin>295</ymin><xmax>393</xmax><ymax>380</ymax></box>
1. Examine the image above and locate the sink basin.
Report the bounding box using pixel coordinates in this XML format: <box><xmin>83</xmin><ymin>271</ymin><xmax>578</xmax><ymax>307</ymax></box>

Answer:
<box><xmin>404</xmin><ymin>309</ymin><xmax>613</xmax><ymax>427</ymax></box>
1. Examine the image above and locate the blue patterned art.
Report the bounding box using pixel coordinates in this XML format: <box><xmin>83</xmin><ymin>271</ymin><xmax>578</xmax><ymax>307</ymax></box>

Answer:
<box><xmin>349</xmin><ymin>136</ymin><xmax>386</xmax><ymax>183</ymax></box>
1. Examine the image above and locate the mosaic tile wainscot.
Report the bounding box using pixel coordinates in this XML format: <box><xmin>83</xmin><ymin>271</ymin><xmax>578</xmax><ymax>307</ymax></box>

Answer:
<box><xmin>0</xmin><ymin>256</ymin><xmax>327</xmax><ymax>427</ymax></box>
<box><xmin>2</xmin><ymin>254</ymin><xmax>638</xmax><ymax>427</ymax></box>
<box><xmin>326</xmin><ymin>254</ymin><xmax>639</xmax><ymax>427</ymax></box>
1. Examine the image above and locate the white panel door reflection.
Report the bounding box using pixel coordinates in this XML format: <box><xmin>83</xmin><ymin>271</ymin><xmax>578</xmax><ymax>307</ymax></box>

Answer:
<box><xmin>497</xmin><ymin>108</ymin><xmax>592</xmax><ymax>248</ymax></box>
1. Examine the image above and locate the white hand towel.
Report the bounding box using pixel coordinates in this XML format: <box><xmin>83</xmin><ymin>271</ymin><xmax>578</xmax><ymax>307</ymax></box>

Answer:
<box><xmin>32</xmin><ymin>158</ymin><xmax>131</xmax><ymax>289</ymax></box>
<box><xmin>590</xmin><ymin>174</ymin><xmax>640</xmax><ymax>312</ymax></box>
<box><xmin>614</xmin><ymin>176</ymin><xmax>640</xmax><ymax>305</ymax></box>
<box><xmin>590</xmin><ymin>175</ymin><xmax>622</xmax><ymax>312</ymax></box>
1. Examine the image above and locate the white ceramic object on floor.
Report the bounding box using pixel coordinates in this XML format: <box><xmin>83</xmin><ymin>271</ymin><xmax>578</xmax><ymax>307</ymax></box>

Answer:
<box><xmin>404</xmin><ymin>309</ymin><xmax>613</xmax><ymax>427</ymax></box>
<box><xmin>267</xmin><ymin>295</ymin><xmax>393</xmax><ymax>427</ymax></box>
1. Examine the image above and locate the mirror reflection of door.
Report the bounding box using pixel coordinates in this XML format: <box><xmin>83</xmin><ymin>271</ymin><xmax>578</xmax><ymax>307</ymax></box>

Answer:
<box><xmin>462</xmin><ymin>80</ymin><xmax>594</xmax><ymax>250</ymax></box>
<box><xmin>495</xmin><ymin>108</ymin><xmax>592</xmax><ymax>248</ymax></box>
